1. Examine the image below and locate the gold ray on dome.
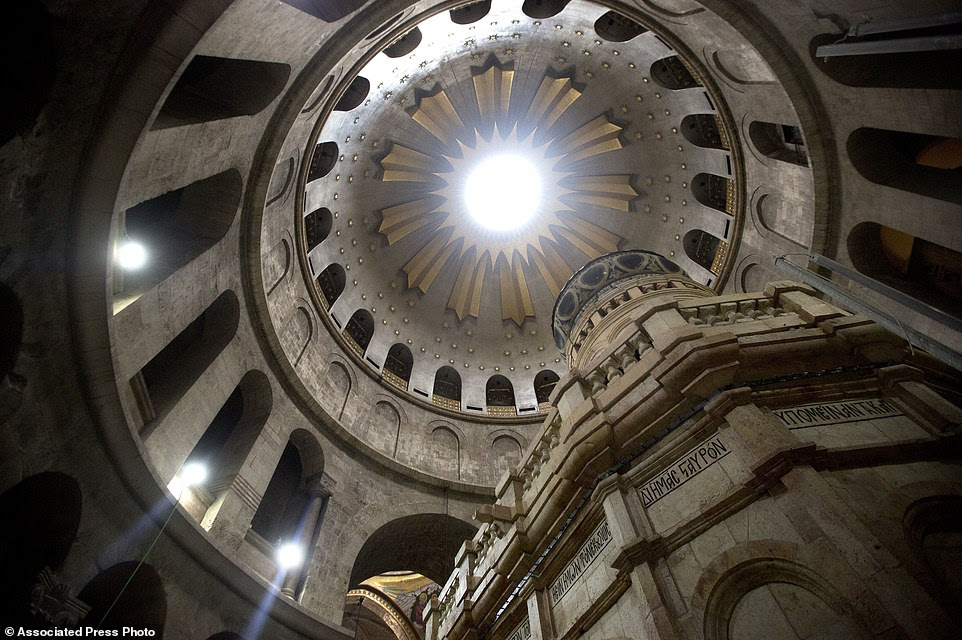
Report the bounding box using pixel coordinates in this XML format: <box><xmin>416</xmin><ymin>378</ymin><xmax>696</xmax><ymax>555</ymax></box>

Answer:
<box><xmin>473</xmin><ymin>64</ymin><xmax>514</xmax><ymax>127</ymax></box>
<box><xmin>561</xmin><ymin>174</ymin><xmax>638</xmax><ymax>212</ymax></box>
<box><xmin>523</xmin><ymin>76</ymin><xmax>582</xmax><ymax>133</ymax></box>
<box><xmin>528</xmin><ymin>239</ymin><xmax>571</xmax><ymax>298</ymax></box>
<box><xmin>411</xmin><ymin>88</ymin><xmax>465</xmax><ymax>144</ymax></box>
<box><xmin>378</xmin><ymin>64</ymin><xmax>638</xmax><ymax>325</ymax></box>
<box><xmin>549</xmin><ymin>115</ymin><xmax>624</xmax><ymax>164</ymax></box>
<box><xmin>498</xmin><ymin>252</ymin><xmax>535</xmax><ymax>326</ymax></box>
<box><xmin>378</xmin><ymin>197</ymin><xmax>443</xmax><ymax>244</ymax></box>
<box><xmin>449</xmin><ymin>248</ymin><xmax>490</xmax><ymax>320</ymax></box>
<box><xmin>381</xmin><ymin>145</ymin><xmax>447</xmax><ymax>183</ymax></box>
<box><xmin>403</xmin><ymin>229</ymin><xmax>460</xmax><ymax>293</ymax></box>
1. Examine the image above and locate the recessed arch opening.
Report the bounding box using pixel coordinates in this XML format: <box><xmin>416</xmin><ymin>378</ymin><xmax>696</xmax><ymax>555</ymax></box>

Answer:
<box><xmin>485</xmin><ymin>375</ymin><xmax>516</xmax><ymax>416</ymax></box>
<box><xmin>152</xmin><ymin>55</ymin><xmax>290</xmax><ymax>130</ymax></box>
<box><xmin>450</xmin><ymin>1</ymin><xmax>491</xmax><ymax>25</ymax></box>
<box><xmin>692</xmin><ymin>172</ymin><xmax>734</xmax><ymax>214</ymax></box>
<box><xmin>594</xmin><ymin>10</ymin><xmax>647</xmax><ymax>42</ymax></box>
<box><xmin>681</xmin><ymin>114</ymin><xmax>727</xmax><ymax>150</ymax></box>
<box><xmin>521</xmin><ymin>0</ymin><xmax>569</xmax><ymax>20</ymax></box>
<box><xmin>383</xmin><ymin>27</ymin><xmax>422</xmax><ymax>58</ymax></box>
<box><xmin>305</xmin><ymin>207</ymin><xmax>333</xmax><ymax>251</ymax></box>
<box><xmin>651</xmin><ymin>55</ymin><xmax>701</xmax><ymax>90</ymax></box>
<box><xmin>848</xmin><ymin>128</ymin><xmax>962</xmax><ymax>205</ymax></box>
<box><xmin>848</xmin><ymin>222</ymin><xmax>962</xmax><ymax>317</ymax></box>
<box><xmin>316</xmin><ymin>263</ymin><xmax>346</xmax><ymax>309</ymax></box>
<box><xmin>384</xmin><ymin>343</ymin><xmax>414</xmax><ymax>390</ymax></box>
<box><xmin>432</xmin><ymin>366</ymin><xmax>462</xmax><ymax>411</ymax></box>
<box><xmin>343</xmin><ymin>309</ymin><xmax>375</xmax><ymax>356</ymax></box>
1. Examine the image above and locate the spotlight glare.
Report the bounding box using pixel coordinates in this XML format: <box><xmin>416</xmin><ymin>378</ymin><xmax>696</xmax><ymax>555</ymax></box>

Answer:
<box><xmin>117</xmin><ymin>240</ymin><xmax>147</xmax><ymax>270</ymax></box>
<box><xmin>180</xmin><ymin>461</ymin><xmax>208</xmax><ymax>487</ymax></box>
<box><xmin>276</xmin><ymin>542</ymin><xmax>305</xmax><ymax>569</ymax></box>
<box><xmin>464</xmin><ymin>155</ymin><xmax>541</xmax><ymax>231</ymax></box>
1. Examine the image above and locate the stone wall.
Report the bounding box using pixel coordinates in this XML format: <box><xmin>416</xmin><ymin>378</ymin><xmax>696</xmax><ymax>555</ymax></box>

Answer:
<box><xmin>428</xmin><ymin>283</ymin><xmax>962</xmax><ymax>640</ymax></box>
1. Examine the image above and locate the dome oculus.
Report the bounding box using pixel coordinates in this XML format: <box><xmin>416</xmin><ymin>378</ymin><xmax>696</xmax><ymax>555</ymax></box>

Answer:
<box><xmin>464</xmin><ymin>154</ymin><xmax>542</xmax><ymax>231</ymax></box>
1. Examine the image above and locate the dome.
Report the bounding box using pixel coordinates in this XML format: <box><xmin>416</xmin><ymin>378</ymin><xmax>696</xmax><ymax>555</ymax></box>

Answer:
<box><xmin>282</xmin><ymin>0</ymin><xmax>746</xmax><ymax>420</ymax></box>
<box><xmin>551</xmin><ymin>249</ymin><xmax>686</xmax><ymax>352</ymax></box>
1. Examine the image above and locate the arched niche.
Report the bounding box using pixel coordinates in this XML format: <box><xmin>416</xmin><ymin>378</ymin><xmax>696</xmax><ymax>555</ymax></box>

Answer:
<box><xmin>430</xmin><ymin>426</ymin><xmax>460</xmax><ymax>480</ymax></box>
<box><xmin>749</xmin><ymin>121</ymin><xmax>808</xmax><ymax>166</ymax></box>
<box><xmin>692</xmin><ymin>172</ymin><xmax>733</xmax><ymax>214</ymax></box>
<box><xmin>703</xmin><ymin>559</ymin><xmax>870</xmax><ymax>640</ymax></box>
<box><xmin>738</xmin><ymin>261</ymin><xmax>770</xmax><ymax>294</ymax></box>
<box><xmin>343</xmin><ymin>309</ymin><xmax>375</xmax><ymax>355</ymax></box>
<box><xmin>486</xmin><ymin>375</ymin><xmax>516</xmax><ymax>415</ymax></box>
<box><xmin>365</xmin><ymin>12</ymin><xmax>406</xmax><ymax>41</ymax></box>
<box><xmin>132</xmin><ymin>290</ymin><xmax>240</xmax><ymax>434</ymax></box>
<box><xmin>0</xmin><ymin>472</ymin><xmax>82</xmax><ymax>623</ymax></box>
<box><xmin>249</xmin><ymin>430</ymin><xmax>325</xmax><ymax>548</ymax></box>
<box><xmin>450</xmin><ymin>1</ymin><xmax>491</xmax><ymax>25</ymax></box>
<box><xmin>281</xmin><ymin>305</ymin><xmax>313</xmax><ymax>367</ymax></box>
<box><xmin>810</xmin><ymin>33</ymin><xmax>962</xmax><ymax>90</ymax></box>
<box><xmin>711</xmin><ymin>47</ymin><xmax>776</xmax><ymax>85</ymax></box>
<box><xmin>78</xmin><ymin>562</ymin><xmax>167</xmax><ymax>633</ymax></box>
<box><xmin>432</xmin><ymin>366</ymin><xmax>461</xmax><ymax>410</ymax></box>
<box><xmin>2</xmin><ymin>2</ymin><xmax>55</xmax><ymax>145</ymax></box>
<box><xmin>594</xmin><ymin>10</ymin><xmax>647</xmax><ymax>43</ymax></box>
<box><xmin>492</xmin><ymin>434</ymin><xmax>523</xmax><ymax>473</ymax></box>
<box><xmin>306</xmin><ymin>141</ymin><xmax>338</xmax><ymax>182</ymax></box>
<box><xmin>116</xmin><ymin>169</ymin><xmax>242</xmax><ymax>307</ymax></box>
<box><xmin>322</xmin><ymin>359</ymin><xmax>352</xmax><ymax>418</ymax></box>
<box><xmin>651</xmin><ymin>55</ymin><xmax>700</xmax><ymax>90</ymax></box>
<box><xmin>904</xmin><ymin>495</ymin><xmax>962</xmax><ymax>618</ymax></box>
<box><xmin>366</xmin><ymin>400</ymin><xmax>401</xmax><ymax>457</ymax></box>
<box><xmin>680</xmin><ymin>114</ymin><xmax>727</xmax><ymax>150</ymax></box>
<box><xmin>342</xmin><ymin>587</ymin><xmax>422</xmax><ymax>640</ymax></box>
<box><xmin>181</xmin><ymin>370</ymin><xmax>271</xmax><ymax>495</ymax></box>
<box><xmin>684</xmin><ymin>229</ymin><xmax>723</xmax><ymax>274</ymax></box>
<box><xmin>522</xmin><ymin>0</ymin><xmax>569</xmax><ymax>20</ymax></box>
<box><xmin>152</xmin><ymin>55</ymin><xmax>290</xmax><ymax>130</ymax></box>
<box><xmin>384</xmin><ymin>343</ymin><xmax>414</xmax><ymax>389</ymax></box>
<box><xmin>263</xmin><ymin>236</ymin><xmax>291</xmax><ymax>295</ymax></box>
<box><xmin>348</xmin><ymin>514</ymin><xmax>477</xmax><ymax>587</ymax></box>
<box><xmin>848</xmin><ymin>128</ymin><xmax>962</xmax><ymax>206</ymax></box>
<box><xmin>383</xmin><ymin>27</ymin><xmax>422</xmax><ymax>58</ymax></box>
<box><xmin>279</xmin><ymin>0</ymin><xmax>364</xmax><ymax>23</ymax></box>
<box><xmin>334</xmin><ymin>76</ymin><xmax>370</xmax><ymax>112</ymax></box>
<box><xmin>756</xmin><ymin>194</ymin><xmax>808</xmax><ymax>247</ymax></box>
<box><xmin>266</xmin><ymin>156</ymin><xmax>296</xmax><ymax>207</ymax></box>
<box><xmin>316</xmin><ymin>263</ymin><xmax>346</xmax><ymax>309</ymax></box>
<box><xmin>0</xmin><ymin>283</ymin><xmax>23</xmax><ymax>384</ymax></box>
<box><xmin>848</xmin><ymin>222</ymin><xmax>962</xmax><ymax>317</ymax></box>
<box><xmin>533</xmin><ymin>369</ymin><xmax>559</xmax><ymax>406</ymax></box>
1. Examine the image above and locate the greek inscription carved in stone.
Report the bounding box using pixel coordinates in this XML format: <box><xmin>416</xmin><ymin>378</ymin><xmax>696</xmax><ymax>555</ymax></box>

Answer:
<box><xmin>549</xmin><ymin>520</ymin><xmax>612</xmax><ymax>605</ymax></box>
<box><xmin>639</xmin><ymin>434</ymin><xmax>730</xmax><ymax>508</ymax></box>
<box><xmin>506</xmin><ymin>618</ymin><xmax>531</xmax><ymax>640</ymax></box>
<box><xmin>772</xmin><ymin>398</ymin><xmax>901</xmax><ymax>429</ymax></box>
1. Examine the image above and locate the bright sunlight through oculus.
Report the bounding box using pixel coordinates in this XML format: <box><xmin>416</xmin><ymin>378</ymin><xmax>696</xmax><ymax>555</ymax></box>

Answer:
<box><xmin>464</xmin><ymin>155</ymin><xmax>542</xmax><ymax>232</ymax></box>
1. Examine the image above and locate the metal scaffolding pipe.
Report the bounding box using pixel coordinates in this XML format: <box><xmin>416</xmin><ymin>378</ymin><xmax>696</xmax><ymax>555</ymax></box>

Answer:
<box><xmin>773</xmin><ymin>256</ymin><xmax>962</xmax><ymax>372</ymax></box>
<box><xmin>849</xmin><ymin>11</ymin><xmax>962</xmax><ymax>37</ymax></box>
<box><xmin>808</xmin><ymin>253</ymin><xmax>962</xmax><ymax>334</ymax></box>
<box><xmin>816</xmin><ymin>34</ymin><xmax>962</xmax><ymax>57</ymax></box>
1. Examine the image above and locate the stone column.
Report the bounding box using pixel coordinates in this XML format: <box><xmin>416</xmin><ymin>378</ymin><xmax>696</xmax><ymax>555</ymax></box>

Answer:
<box><xmin>526</xmin><ymin>588</ymin><xmax>551</xmax><ymax>640</ymax></box>
<box><xmin>281</xmin><ymin>474</ymin><xmax>332</xmax><ymax>599</ymax></box>
<box><xmin>597</xmin><ymin>475</ymin><xmax>682</xmax><ymax>640</ymax></box>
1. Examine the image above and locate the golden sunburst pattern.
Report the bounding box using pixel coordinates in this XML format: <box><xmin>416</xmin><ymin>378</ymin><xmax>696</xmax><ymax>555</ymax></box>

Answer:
<box><xmin>378</xmin><ymin>62</ymin><xmax>638</xmax><ymax>326</ymax></box>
